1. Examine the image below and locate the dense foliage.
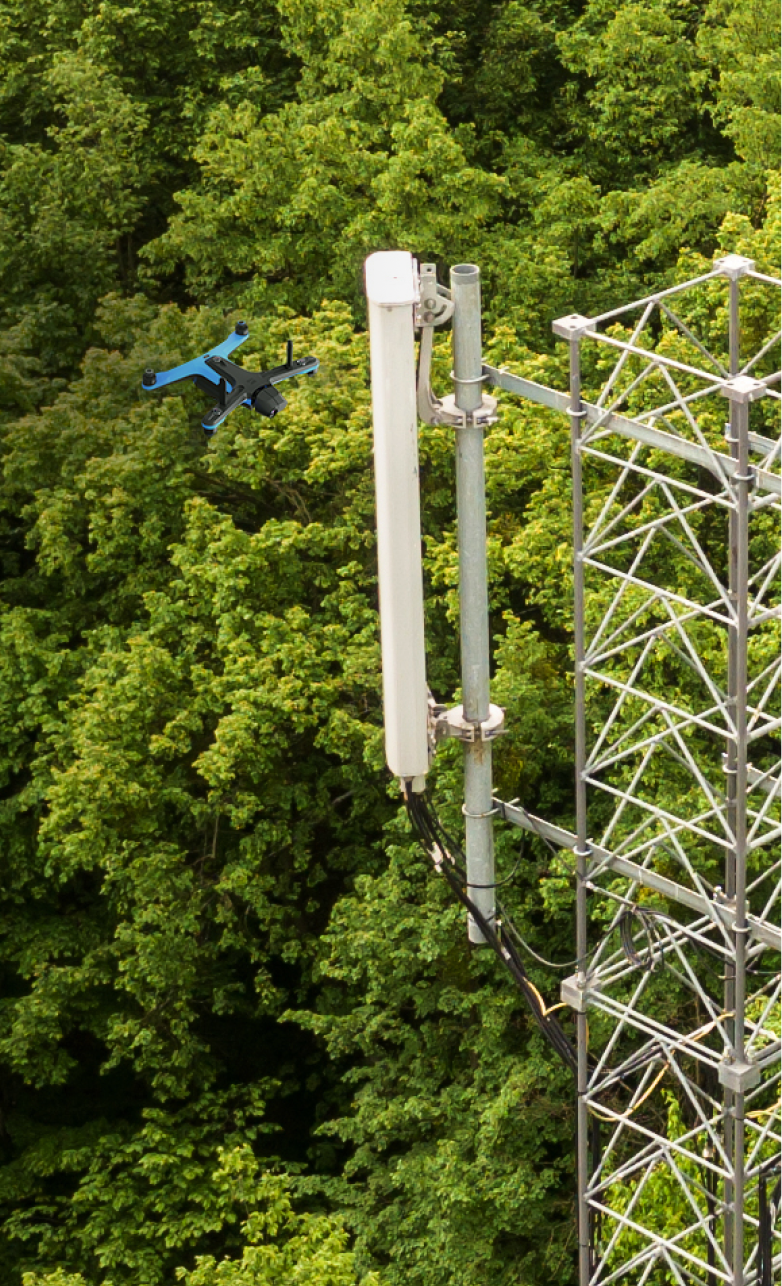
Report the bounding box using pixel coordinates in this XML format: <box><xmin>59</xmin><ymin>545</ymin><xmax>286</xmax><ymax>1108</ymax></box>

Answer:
<box><xmin>0</xmin><ymin>0</ymin><xmax>778</xmax><ymax>1282</ymax></box>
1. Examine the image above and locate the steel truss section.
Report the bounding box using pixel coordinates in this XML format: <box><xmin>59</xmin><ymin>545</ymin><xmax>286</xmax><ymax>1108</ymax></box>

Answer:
<box><xmin>490</xmin><ymin>256</ymin><xmax>781</xmax><ymax>1286</ymax></box>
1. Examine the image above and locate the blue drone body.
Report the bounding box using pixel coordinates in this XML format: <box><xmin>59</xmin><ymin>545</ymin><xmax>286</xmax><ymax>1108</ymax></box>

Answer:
<box><xmin>141</xmin><ymin>323</ymin><xmax>318</xmax><ymax>432</ymax></box>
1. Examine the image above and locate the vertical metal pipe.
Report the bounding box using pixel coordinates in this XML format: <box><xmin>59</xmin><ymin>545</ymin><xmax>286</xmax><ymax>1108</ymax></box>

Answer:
<box><xmin>703</xmin><ymin>1144</ymin><xmax>717</xmax><ymax>1285</ymax></box>
<box><xmin>723</xmin><ymin>277</ymin><xmax>739</xmax><ymax>1267</ymax></box>
<box><xmin>569</xmin><ymin>335</ymin><xmax>590</xmax><ymax>1286</ymax></box>
<box><xmin>451</xmin><ymin>263</ymin><xmax>495</xmax><ymax>941</ymax></box>
<box><xmin>731</xmin><ymin>408</ymin><xmax>749</xmax><ymax>1067</ymax></box>
<box><xmin>731</xmin><ymin>393</ymin><xmax>750</xmax><ymax>1285</ymax></box>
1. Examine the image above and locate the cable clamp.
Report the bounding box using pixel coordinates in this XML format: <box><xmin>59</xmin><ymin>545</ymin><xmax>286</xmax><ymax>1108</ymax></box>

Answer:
<box><xmin>567</xmin><ymin>407</ymin><xmax>588</xmax><ymax>419</ymax></box>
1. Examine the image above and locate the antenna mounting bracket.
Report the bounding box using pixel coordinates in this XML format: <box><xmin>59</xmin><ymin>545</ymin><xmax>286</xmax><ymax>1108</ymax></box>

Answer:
<box><xmin>415</xmin><ymin>262</ymin><xmax>498</xmax><ymax>429</ymax></box>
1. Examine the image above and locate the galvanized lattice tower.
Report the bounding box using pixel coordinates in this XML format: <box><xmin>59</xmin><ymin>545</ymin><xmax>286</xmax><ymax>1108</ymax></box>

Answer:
<box><xmin>367</xmin><ymin>251</ymin><xmax>781</xmax><ymax>1286</ymax></box>
<box><xmin>542</xmin><ymin>255</ymin><xmax>781</xmax><ymax>1286</ymax></box>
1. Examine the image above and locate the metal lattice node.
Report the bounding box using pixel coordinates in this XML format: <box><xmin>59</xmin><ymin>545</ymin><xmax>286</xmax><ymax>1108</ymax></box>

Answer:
<box><xmin>554</xmin><ymin>259</ymin><xmax>781</xmax><ymax>1286</ymax></box>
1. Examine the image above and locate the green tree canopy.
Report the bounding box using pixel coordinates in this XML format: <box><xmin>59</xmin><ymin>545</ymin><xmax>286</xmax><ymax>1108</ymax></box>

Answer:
<box><xmin>0</xmin><ymin>0</ymin><xmax>778</xmax><ymax>1280</ymax></box>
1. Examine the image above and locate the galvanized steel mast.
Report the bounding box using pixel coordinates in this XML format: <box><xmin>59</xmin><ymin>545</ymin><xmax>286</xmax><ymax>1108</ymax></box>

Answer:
<box><xmin>451</xmin><ymin>263</ymin><xmax>497</xmax><ymax>940</ymax></box>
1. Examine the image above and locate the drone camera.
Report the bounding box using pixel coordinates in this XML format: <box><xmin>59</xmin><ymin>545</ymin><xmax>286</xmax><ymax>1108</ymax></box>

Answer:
<box><xmin>254</xmin><ymin>386</ymin><xmax>288</xmax><ymax>418</ymax></box>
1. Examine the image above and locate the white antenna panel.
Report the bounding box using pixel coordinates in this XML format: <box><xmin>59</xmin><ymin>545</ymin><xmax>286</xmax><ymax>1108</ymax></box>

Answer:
<box><xmin>365</xmin><ymin>251</ymin><xmax>429</xmax><ymax>785</ymax></box>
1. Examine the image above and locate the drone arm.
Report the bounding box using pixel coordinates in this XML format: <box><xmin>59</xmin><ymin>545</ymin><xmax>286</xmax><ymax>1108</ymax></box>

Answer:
<box><xmin>141</xmin><ymin>327</ymin><xmax>250</xmax><ymax>392</ymax></box>
<box><xmin>267</xmin><ymin>355</ymin><xmax>320</xmax><ymax>386</ymax></box>
<box><xmin>201</xmin><ymin>384</ymin><xmax>251</xmax><ymax>432</ymax></box>
<box><xmin>203</xmin><ymin>353</ymin><xmax>251</xmax><ymax>387</ymax></box>
<box><xmin>209</xmin><ymin>330</ymin><xmax>251</xmax><ymax>361</ymax></box>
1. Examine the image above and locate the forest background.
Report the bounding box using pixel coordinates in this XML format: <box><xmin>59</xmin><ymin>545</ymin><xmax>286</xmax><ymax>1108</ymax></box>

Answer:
<box><xmin>0</xmin><ymin>0</ymin><xmax>778</xmax><ymax>1282</ymax></box>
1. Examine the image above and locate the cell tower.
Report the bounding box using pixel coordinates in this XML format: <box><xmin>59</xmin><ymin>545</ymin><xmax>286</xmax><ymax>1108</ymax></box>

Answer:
<box><xmin>364</xmin><ymin>251</ymin><xmax>781</xmax><ymax>1286</ymax></box>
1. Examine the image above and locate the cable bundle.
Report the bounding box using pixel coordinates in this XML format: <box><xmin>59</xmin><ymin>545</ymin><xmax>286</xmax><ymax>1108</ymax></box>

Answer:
<box><xmin>404</xmin><ymin>784</ymin><xmax>579</xmax><ymax>1076</ymax></box>
<box><xmin>618</xmin><ymin>906</ymin><xmax>662</xmax><ymax>972</ymax></box>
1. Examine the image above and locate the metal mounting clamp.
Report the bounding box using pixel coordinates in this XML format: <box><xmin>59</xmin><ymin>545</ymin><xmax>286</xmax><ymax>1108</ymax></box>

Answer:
<box><xmin>414</xmin><ymin>262</ymin><xmax>454</xmax><ymax>331</ymax></box>
<box><xmin>434</xmin><ymin>703</ymin><xmax>506</xmax><ymax>744</ymax></box>
<box><xmin>717</xmin><ymin>1057</ymin><xmax>761</xmax><ymax>1093</ymax></box>
<box><xmin>714</xmin><ymin>254</ymin><xmax>755</xmax><ymax>281</ymax></box>
<box><xmin>415</xmin><ymin>262</ymin><xmax>498</xmax><ymax>429</ymax></box>
<box><xmin>433</xmin><ymin>392</ymin><xmax>498</xmax><ymax>429</ymax></box>
<box><xmin>561</xmin><ymin>974</ymin><xmax>590</xmax><ymax>1012</ymax></box>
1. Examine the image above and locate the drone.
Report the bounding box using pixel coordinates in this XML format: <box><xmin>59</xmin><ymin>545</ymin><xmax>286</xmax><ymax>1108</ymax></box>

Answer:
<box><xmin>141</xmin><ymin>322</ymin><xmax>318</xmax><ymax>432</ymax></box>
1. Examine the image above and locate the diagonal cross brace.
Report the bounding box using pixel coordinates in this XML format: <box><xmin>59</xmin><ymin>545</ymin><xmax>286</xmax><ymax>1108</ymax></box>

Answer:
<box><xmin>492</xmin><ymin>798</ymin><xmax>781</xmax><ymax>953</ymax></box>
